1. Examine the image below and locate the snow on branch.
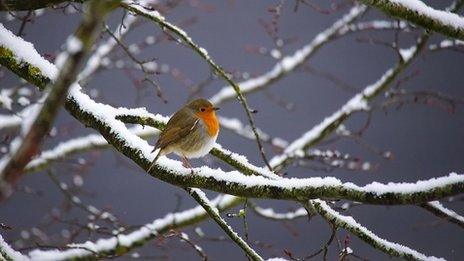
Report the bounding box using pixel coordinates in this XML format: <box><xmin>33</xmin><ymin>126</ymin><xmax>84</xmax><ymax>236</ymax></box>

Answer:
<box><xmin>0</xmin><ymin>234</ymin><xmax>27</xmax><ymax>260</ymax></box>
<box><xmin>0</xmin><ymin>106</ymin><xmax>33</xmax><ymax>130</ymax></box>
<box><xmin>311</xmin><ymin>199</ymin><xmax>444</xmax><ymax>260</ymax></box>
<box><xmin>210</xmin><ymin>5</ymin><xmax>367</xmax><ymax>105</ymax></box>
<box><xmin>25</xmin><ymin>126</ymin><xmax>158</xmax><ymax>173</ymax></box>
<box><xmin>360</xmin><ymin>0</ymin><xmax>464</xmax><ymax>40</ymax></box>
<box><xmin>251</xmin><ymin>205</ymin><xmax>308</xmax><ymax>221</ymax></box>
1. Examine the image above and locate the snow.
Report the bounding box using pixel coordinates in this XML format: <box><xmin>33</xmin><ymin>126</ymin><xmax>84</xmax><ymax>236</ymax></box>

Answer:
<box><xmin>429</xmin><ymin>39</ymin><xmax>464</xmax><ymax>50</ymax></box>
<box><xmin>0</xmin><ymin>234</ymin><xmax>29</xmax><ymax>260</ymax></box>
<box><xmin>213</xmin><ymin>143</ymin><xmax>281</xmax><ymax>180</ymax></box>
<box><xmin>344</xmin><ymin>247</ymin><xmax>353</xmax><ymax>254</ymax></box>
<box><xmin>66</xmin><ymin>36</ymin><xmax>82</xmax><ymax>54</ymax></box>
<box><xmin>0</xmin><ymin>113</ymin><xmax>22</xmax><ymax>129</ymax></box>
<box><xmin>426</xmin><ymin>201</ymin><xmax>464</xmax><ymax>223</ymax></box>
<box><xmin>399</xmin><ymin>46</ymin><xmax>417</xmax><ymax>61</ymax></box>
<box><xmin>25</xmin><ymin>126</ymin><xmax>156</xmax><ymax>171</ymax></box>
<box><xmin>19</xmin><ymin>102</ymin><xmax>42</xmax><ymax>135</ymax></box>
<box><xmin>0</xmin><ymin>88</ymin><xmax>14</xmax><ymax>110</ymax></box>
<box><xmin>17</xmin><ymin>97</ymin><xmax>30</xmax><ymax>106</ymax></box>
<box><xmin>125</xmin><ymin>1</ymin><xmax>163</xmax><ymax>21</ymax></box>
<box><xmin>254</xmin><ymin>207</ymin><xmax>307</xmax><ymax>220</ymax></box>
<box><xmin>270</xmin><ymin>49</ymin><xmax>282</xmax><ymax>59</ymax></box>
<box><xmin>189</xmin><ymin>166</ymin><xmax>464</xmax><ymax>198</ymax></box>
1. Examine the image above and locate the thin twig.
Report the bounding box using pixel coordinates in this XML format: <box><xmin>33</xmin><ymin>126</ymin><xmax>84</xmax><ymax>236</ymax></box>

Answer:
<box><xmin>185</xmin><ymin>188</ymin><xmax>263</xmax><ymax>261</ymax></box>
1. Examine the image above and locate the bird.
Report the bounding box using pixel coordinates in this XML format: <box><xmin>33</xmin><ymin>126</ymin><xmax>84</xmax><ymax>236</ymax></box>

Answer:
<box><xmin>147</xmin><ymin>98</ymin><xmax>220</xmax><ymax>173</ymax></box>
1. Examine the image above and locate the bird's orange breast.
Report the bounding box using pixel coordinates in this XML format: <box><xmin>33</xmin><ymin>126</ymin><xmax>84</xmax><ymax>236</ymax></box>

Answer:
<box><xmin>197</xmin><ymin>111</ymin><xmax>219</xmax><ymax>137</ymax></box>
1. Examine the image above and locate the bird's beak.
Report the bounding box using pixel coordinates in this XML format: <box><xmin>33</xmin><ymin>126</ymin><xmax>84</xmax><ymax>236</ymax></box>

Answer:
<box><xmin>213</xmin><ymin>107</ymin><xmax>220</xmax><ymax>111</ymax></box>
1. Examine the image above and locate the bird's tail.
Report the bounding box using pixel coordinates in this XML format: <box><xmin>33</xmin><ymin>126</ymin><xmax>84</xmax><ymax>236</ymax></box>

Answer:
<box><xmin>147</xmin><ymin>148</ymin><xmax>162</xmax><ymax>173</ymax></box>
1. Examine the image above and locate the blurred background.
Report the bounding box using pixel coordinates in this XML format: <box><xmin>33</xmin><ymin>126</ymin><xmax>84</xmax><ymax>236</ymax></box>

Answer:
<box><xmin>0</xmin><ymin>0</ymin><xmax>463</xmax><ymax>260</ymax></box>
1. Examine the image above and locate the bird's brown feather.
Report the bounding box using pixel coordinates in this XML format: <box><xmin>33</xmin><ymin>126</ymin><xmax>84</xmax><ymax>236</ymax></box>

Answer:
<box><xmin>153</xmin><ymin>108</ymin><xmax>198</xmax><ymax>152</ymax></box>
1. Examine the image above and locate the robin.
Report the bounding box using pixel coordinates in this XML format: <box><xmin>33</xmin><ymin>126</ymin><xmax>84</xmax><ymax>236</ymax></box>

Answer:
<box><xmin>147</xmin><ymin>98</ymin><xmax>220</xmax><ymax>173</ymax></box>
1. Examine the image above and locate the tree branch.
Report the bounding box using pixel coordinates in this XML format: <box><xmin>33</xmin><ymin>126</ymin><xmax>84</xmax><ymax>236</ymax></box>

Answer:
<box><xmin>421</xmin><ymin>201</ymin><xmax>464</xmax><ymax>229</ymax></box>
<box><xmin>24</xmin><ymin>126</ymin><xmax>157</xmax><ymax>173</ymax></box>
<box><xmin>311</xmin><ymin>199</ymin><xmax>443</xmax><ymax>260</ymax></box>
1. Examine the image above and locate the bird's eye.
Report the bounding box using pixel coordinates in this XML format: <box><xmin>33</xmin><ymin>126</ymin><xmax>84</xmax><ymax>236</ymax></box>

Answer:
<box><xmin>200</xmin><ymin>107</ymin><xmax>206</xmax><ymax>112</ymax></box>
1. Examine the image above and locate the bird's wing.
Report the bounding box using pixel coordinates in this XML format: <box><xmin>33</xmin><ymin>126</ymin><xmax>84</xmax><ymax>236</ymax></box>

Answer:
<box><xmin>153</xmin><ymin>108</ymin><xmax>199</xmax><ymax>151</ymax></box>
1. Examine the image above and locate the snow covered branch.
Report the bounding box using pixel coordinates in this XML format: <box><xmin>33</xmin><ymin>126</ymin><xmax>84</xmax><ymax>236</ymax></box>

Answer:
<box><xmin>251</xmin><ymin>205</ymin><xmax>308</xmax><ymax>221</ymax></box>
<box><xmin>0</xmin><ymin>234</ymin><xmax>27</xmax><ymax>260</ymax></box>
<box><xmin>311</xmin><ymin>199</ymin><xmax>444</xmax><ymax>260</ymax></box>
<box><xmin>24</xmin><ymin>126</ymin><xmax>156</xmax><ymax>173</ymax></box>
<box><xmin>421</xmin><ymin>201</ymin><xmax>464</xmax><ymax>229</ymax></box>
<box><xmin>360</xmin><ymin>0</ymin><xmax>464</xmax><ymax>40</ymax></box>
